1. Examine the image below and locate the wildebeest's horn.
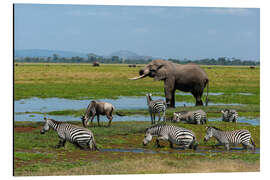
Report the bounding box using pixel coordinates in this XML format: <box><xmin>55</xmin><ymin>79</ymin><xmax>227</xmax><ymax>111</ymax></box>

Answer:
<box><xmin>128</xmin><ymin>74</ymin><xmax>146</xmax><ymax>80</ymax></box>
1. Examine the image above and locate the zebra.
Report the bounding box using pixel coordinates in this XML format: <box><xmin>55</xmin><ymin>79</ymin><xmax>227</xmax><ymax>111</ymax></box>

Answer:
<box><xmin>142</xmin><ymin>124</ymin><xmax>198</xmax><ymax>150</ymax></box>
<box><xmin>40</xmin><ymin>117</ymin><xmax>98</xmax><ymax>151</ymax></box>
<box><xmin>172</xmin><ymin>109</ymin><xmax>207</xmax><ymax>124</ymax></box>
<box><xmin>221</xmin><ymin>109</ymin><xmax>238</xmax><ymax>123</ymax></box>
<box><xmin>203</xmin><ymin>126</ymin><xmax>255</xmax><ymax>151</ymax></box>
<box><xmin>146</xmin><ymin>93</ymin><xmax>166</xmax><ymax>124</ymax></box>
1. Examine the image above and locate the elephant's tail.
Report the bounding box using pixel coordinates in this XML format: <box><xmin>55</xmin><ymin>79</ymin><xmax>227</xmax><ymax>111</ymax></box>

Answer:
<box><xmin>205</xmin><ymin>79</ymin><xmax>209</xmax><ymax>106</ymax></box>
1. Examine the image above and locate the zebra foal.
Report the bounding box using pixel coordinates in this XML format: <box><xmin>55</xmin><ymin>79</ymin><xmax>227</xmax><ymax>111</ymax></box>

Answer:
<box><xmin>204</xmin><ymin>126</ymin><xmax>255</xmax><ymax>151</ymax></box>
<box><xmin>142</xmin><ymin>124</ymin><xmax>198</xmax><ymax>150</ymax></box>
<box><xmin>221</xmin><ymin>109</ymin><xmax>238</xmax><ymax>123</ymax></box>
<box><xmin>40</xmin><ymin>117</ymin><xmax>98</xmax><ymax>151</ymax></box>
<box><xmin>146</xmin><ymin>93</ymin><xmax>166</xmax><ymax>124</ymax></box>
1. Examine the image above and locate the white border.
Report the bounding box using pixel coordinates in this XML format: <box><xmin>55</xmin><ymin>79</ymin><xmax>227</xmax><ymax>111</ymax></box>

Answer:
<box><xmin>2</xmin><ymin>0</ymin><xmax>269</xmax><ymax>180</ymax></box>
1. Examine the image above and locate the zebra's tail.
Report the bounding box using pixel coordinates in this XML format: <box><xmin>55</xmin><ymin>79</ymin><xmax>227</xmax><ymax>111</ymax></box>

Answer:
<box><xmin>190</xmin><ymin>136</ymin><xmax>198</xmax><ymax>150</ymax></box>
<box><xmin>250</xmin><ymin>137</ymin><xmax>256</xmax><ymax>150</ymax></box>
<box><xmin>89</xmin><ymin>136</ymin><xmax>99</xmax><ymax>151</ymax></box>
<box><xmin>205</xmin><ymin>79</ymin><xmax>209</xmax><ymax>106</ymax></box>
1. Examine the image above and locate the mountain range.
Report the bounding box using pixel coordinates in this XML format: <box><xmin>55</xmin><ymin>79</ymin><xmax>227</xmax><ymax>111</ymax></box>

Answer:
<box><xmin>14</xmin><ymin>49</ymin><xmax>155</xmax><ymax>60</ymax></box>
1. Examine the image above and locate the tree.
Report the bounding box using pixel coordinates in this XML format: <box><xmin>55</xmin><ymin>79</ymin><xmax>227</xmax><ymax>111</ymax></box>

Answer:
<box><xmin>87</xmin><ymin>53</ymin><xmax>97</xmax><ymax>62</ymax></box>
<box><xmin>112</xmin><ymin>56</ymin><xmax>119</xmax><ymax>62</ymax></box>
<box><xmin>52</xmin><ymin>54</ymin><xmax>59</xmax><ymax>61</ymax></box>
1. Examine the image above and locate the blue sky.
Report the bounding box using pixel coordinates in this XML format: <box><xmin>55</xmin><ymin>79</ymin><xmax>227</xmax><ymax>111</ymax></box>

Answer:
<box><xmin>14</xmin><ymin>4</ymin><xmax>260</xmax><ymax>60</ymax></box>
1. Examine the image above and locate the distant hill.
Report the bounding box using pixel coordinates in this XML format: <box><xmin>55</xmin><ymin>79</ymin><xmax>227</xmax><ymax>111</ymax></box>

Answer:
<box><xmin>14</xmin><ymin>49</ymin><xmax>155</xmax><ymax>61</ymax></box>
<box><xmin>107</xmin><ymin>50</ymin><xmax>154</xmax><ymax>60</ymax></box>
<box><xmin>15</xmin><ymin>49</ymin><xmax>88</xmax><ymax>58</ymax></box>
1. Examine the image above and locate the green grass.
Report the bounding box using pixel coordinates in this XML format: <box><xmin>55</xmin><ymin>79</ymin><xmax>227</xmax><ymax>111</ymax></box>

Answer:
<box><xmin>14</xmin><ymin>152</ymin><xmax>55</xmax><ymax>161</ymax></box>
<box><xmin>14</xmin><ymin>63</ymin><xmax>260</xmax><ymax>105</ymax></box>
<box><xmin>14</xmin><ymin>63</ymin><xmax>260</xmax><ymax>175</ymax></box>
<box><xmin>14</xmin><ymin>121</ymin><xmax>260</xmax><ymax>176</ymax></box>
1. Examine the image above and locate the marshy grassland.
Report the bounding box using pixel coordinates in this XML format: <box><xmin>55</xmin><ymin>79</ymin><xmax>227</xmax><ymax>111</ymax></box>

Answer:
<box><xmin>14</xmin><ymin>63</ymin><xmax>260</xmax><ymax>176</ymax></box>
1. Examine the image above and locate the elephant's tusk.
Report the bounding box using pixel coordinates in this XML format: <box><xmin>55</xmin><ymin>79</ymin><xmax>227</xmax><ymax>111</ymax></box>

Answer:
<box><xmin>128</xmin><ymin>74</ymin><xmax>146</xmax><ymax>80</ymax></box>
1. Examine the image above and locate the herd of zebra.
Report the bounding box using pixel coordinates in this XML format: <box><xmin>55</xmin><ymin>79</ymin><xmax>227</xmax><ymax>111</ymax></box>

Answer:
<box><xmin>40</xmin><ymin>93</ymin><xmax>255</xmax><ymax>152</ymax></box>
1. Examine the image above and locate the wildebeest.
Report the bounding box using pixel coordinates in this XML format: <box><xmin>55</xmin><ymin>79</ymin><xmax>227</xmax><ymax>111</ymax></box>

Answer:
<box><xmin>93</xmin><ymin>61</ymin><xmax>100</xmax><ymax>67</ymax></box>
<box><xmin>81</xmin><ymin>100</ymin><xmax>124</xmax><ymax>127</ymax></box>
<box><xmin>128</xmin><ymin>64</ymin><xmax>136</xmax><ymax>68</ymax></box>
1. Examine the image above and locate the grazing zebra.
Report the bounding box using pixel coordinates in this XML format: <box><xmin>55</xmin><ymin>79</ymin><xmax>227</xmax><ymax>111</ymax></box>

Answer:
<box><xmin>142</xmin><ymin>124</ymin><xmax>198</xmax><ymax>150</ymax></box>
<box><xmin>172</xmin><ymin>109</ymin><xmax>207</xmax><ymax>124</ymax></box>
<box><xmin>221</xmin><ymin>109</ymin><xmax>238</xmax><ymax>123</ymax></box>
<box><xmin>204</xmin><ymin>126</ymin><xmax>255</xmax><ymax>151</ymax></box>
<box><xmin>40</xmin><ymin>117</ymin><xmax>98</xmax><ymax>151</ymax></box>
<box><xmin>146</xmin><ymin>93</ymin><xmax>166</xmax><ymax>124</ymax></box>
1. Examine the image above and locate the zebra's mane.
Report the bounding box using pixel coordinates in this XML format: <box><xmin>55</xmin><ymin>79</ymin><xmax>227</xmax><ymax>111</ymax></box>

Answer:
<box><xmin>145</xmin><ymin>122</ymin><xmax>166</xmax><ymax>132</ymax></box>
<box><xmin>175</xmin><ymin>111</ymin><xmax>188</xmax><ymax>115</ymax></box>
<box><xmin>208</xmin><ymin>126</ymin><xmax>223</xmax><ymax>131</ymax></box>
<box><xmin>48</xmin><ymin>118</ymin><xmax>64</xmax><ymax>125</ymax></box>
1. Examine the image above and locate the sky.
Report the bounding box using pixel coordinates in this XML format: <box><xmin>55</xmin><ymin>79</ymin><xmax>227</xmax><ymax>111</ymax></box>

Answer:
<box><xmin>14</xmin><ymin>4</ymin><xmax>260</xmax><ymax>60</ymax></box>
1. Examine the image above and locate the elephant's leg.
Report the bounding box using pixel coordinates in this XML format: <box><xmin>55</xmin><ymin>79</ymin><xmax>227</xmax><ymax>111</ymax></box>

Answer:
<box><xmin>164</xmin><ymin>79</ymin><xmax>175</xmax><ymax>108</ymax></box>
<box><xmin>171</xmin><ymin>89</ymin><xmax>176</xmax><ymax>107</ymax></box>
<box><xmin>164</xmin><ymin>88</ymin><xmax>175</xmax><ymax>108</ymax></box>
<box><xmin>191</xmin><ymin>91</ymin><xmax>203</xmax><ymax>106</ymax></box>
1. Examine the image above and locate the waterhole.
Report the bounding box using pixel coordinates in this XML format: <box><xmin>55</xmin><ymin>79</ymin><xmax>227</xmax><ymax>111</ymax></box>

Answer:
<box><xmin>15</xmin><ymin>96</ymin><xmax>243</xmax><ymax>113</ymax></box>
<box><xmin>14</xmin><ymin>113</ymin><xmax>260</xmax><ymax>126</ymax></box>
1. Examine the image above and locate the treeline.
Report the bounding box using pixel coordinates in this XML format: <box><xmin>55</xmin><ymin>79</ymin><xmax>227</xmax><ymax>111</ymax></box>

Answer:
<box><xmin>14</xmin><ymin>54</ymin><xmax>259</xmax><ymax>66</ymax></box>
<box><xmin>168</xmin><ymin>57</ymin><xmax>260</xmax><ymax>66</ymax></box>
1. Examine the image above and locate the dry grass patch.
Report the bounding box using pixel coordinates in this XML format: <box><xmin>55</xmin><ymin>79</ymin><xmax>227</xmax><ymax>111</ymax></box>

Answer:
<box><xmin>18</xmin><ymin>155</ymin><xmax>259</xmax><ymax>176</ymax></box>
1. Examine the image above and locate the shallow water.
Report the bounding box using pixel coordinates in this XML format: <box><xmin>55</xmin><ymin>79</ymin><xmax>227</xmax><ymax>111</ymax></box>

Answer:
<box><xmin>208</xmin><ymin>117</ymin><xmax>260</xmax><ymax>126</ymax></box>
<box><xmin>14</xmin><ymin>96</ymin><xmax>251</xmax><ymax>123</ymax></box>
<box><xmin>238</xmin><ymin>93</ymin><xmax>254</xmax><ymax>96</ymax></box>
<box><xmin>176</xmin><ymin>92</ymin><xmax>224</xmax><ymax>96</ymax></box>
<box><xmin>100</xmin><ymin>147</ymin><xmax>260</xmax><ymax>155</ymax></box>
<box><xmin>14</xmin><ymin>96</ymin><xmax>243</xmax><ymax>114</ymax></box>
<box><xmin>14</xmin><ymin>112</ymin><xmax>260</xmax><ymax>126</ymax></box>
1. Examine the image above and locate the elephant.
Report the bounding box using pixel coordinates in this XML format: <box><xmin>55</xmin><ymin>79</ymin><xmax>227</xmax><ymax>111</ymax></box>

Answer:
<box><xmin>129</xmin><ymin>59</ymin><xmax>209</xmax><ymax>107</ymax></box>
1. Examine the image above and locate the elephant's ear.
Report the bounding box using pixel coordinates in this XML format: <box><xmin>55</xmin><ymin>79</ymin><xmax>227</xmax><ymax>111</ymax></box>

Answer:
<box><xmin>154</xmin><ymin>65</ymin><xmax>168</xmax><ymax>81</ymax></box>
